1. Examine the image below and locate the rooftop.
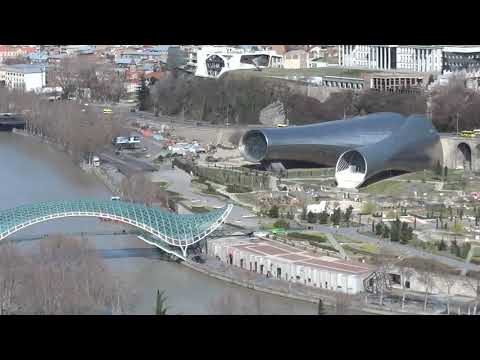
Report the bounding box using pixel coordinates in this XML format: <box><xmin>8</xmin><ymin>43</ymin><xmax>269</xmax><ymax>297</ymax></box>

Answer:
<box><xmin>1</xmin><ymin>64</ymin><xmax>46</xmax><ymax>74</ymax></box>
<box><xmin>216</xmin><ymin>237</ymin><xmax>372</xmax><ymax>275</ymax></box>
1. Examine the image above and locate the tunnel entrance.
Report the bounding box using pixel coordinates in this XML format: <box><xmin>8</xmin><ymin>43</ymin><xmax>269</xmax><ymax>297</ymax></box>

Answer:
<box><xmin>456</xmin><ymin>143</ymin><xmax>472</xmax><ymax>170</ymax></box>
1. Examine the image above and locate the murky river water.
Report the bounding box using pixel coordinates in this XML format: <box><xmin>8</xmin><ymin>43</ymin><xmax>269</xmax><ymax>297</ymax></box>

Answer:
<box><xmin>0</xmin><ymin>132</ymin><xmax>317</xmax><ymax>314</ymax></box>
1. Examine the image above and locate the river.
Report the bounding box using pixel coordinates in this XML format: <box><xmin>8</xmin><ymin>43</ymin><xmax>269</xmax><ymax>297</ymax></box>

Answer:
<box><xmin>0</xmin><ymin>132</ymin><xmax>317</xmax><ymax>314</ymax></box>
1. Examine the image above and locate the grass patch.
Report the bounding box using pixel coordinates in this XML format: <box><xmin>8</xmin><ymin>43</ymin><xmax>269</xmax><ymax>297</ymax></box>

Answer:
<box><xmin>332</xmin><ymin>233</ymin><xmax>362</xmax><ymax>243</ymax></box>
<box><xmin>344</xmin><ymin>244</ymin><xmax>380</xmax><ymax>256</ymax></box>
<box><xmin>360</xmin><ymin>179</ymin><xmax>435</xmax><ymax>197</ymax></box>
<box><xmin>287</xmin><ymin>232</ymin><xmax>328</xmax><ymax>243</ymax></box>
<box><xmin>232</xmin><ymin>67</ymin><xmax>374</xmax><ymax>78</ymax></box>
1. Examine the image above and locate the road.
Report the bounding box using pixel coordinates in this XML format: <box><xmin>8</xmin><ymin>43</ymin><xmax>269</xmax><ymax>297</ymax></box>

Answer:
<box><xmin>99</xmin><ymin>151</ymin><xmax>157</xmax><ymax>176</ymax></box>
<box><xmin>312</xmin><ymin>223</ymin><xmax>480</xmax><ymax>272</ymax></box>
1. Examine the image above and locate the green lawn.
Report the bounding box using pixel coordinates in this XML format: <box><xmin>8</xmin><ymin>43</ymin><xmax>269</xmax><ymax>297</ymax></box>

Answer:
<box><xmin>360</xmin><ymin>179</ymin><xmax>436</xmax><ymax>197</ymax></box>
<box><xmin>287</xmin><ymin>232</ymin><xmax>328</xmax><ymax>243</ymax></box>
<box><xmin>231</xmin><ymin>67</ymin><xmax>374</xmax><ymax>78</ymax></box>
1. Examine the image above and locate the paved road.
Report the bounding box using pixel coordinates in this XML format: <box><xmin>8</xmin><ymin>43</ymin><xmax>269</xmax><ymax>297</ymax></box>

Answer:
<box><xmin>312</xmin><ymin>224</ymin><xmax>480</xmax><ymax>272</ymax></box>
<box><xmin>99</xmin><ymin>151</ymin><xmax>157</xmax><ymax>176</ymax></box>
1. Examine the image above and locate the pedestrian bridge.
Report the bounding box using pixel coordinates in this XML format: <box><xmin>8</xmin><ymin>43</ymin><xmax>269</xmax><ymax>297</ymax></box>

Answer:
<box><xmin>0</xmin><ymin>199</ymin><xmax>233</xmax><ymax>258</ymax></box>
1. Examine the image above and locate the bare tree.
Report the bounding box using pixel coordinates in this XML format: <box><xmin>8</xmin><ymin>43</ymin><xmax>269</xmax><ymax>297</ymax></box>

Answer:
<box><xmin>439</xmin><ymin>273</ymin><xmax>457</xmax><ymax>315</ymax></box>
<box><xmin>0</xmin><ymin>240</ymin><xmax>24</xmax><ymax>315</ymax></box>
<box><xmin>398</xmin><ymin>266</ymin><xmax>414</xmax><ymax>311</ymax></box>
<box><xmin>465</xmin><ymin>271</ymin><xmax>480</xmax><ymax>315</ymax></box>
<box><xmin>0</xmin><ymin>235</ymin><xmax>134</xmax><ymax>315</ymax></box>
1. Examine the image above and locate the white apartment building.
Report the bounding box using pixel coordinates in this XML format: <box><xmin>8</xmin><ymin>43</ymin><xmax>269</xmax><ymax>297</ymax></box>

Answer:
<box><xmin>0</xmin><ymin>64</ymin><xmax>46</xmax><ymax>92</ymax></box>
<box><xmin>339</xmin><ymin>45</ymin><xmax>443</xmax><ymax>73</ymax></box>
<box><xmin>195</xmin><ymin>46</ymin><xmax>283</xmax><ymax>78</ymax></box>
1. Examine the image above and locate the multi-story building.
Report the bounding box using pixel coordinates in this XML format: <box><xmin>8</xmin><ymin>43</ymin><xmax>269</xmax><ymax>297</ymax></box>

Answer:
<box><xmin>0</xmin><ymin>64</ymin><xmax>46</xmax><ymax>92</ymax></box>
<box><xmin>194</xmin><ymin>46</ymin><xmax>283</xmax><ymax>78</ymax></box>
<box><xmin>283</xmin><ymin>49</ymin><xmax>309</xmax><ymax>69</ymax></box>
<box><xmin>364</xmin><ymin>72</ymin><xmax>431</xmax><ymax>93</ymax></box>
<box><xmin>442</xmin><ymin>46</ymin><xmax>480</xmax><ymax>73</ymax></box>
<box><xmin>339</xmin><ymin>45</ymin><xmax>443</xmax><ymax>73</ymax></box>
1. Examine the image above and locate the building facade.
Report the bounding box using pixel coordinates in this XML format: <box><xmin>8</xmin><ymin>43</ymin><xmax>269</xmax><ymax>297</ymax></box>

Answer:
<box><xmin>443</xmin><ymin>46</ymin><xmax>480</xmax><ymax>73</ymax></box>
<box><xmin>339</xmin><ymin>45</ymin><xmax>443</xmax><ymax>73</ymax></box>
<box><xmin>208</xmin><ymin>237</ymin><xmax>372</xmax><ymax>294</ymax></box>
<box><xmin>0</xmin><ymin>64</ymin><xmax>46</xmax><ymax>92</ymax></box>
<box><xmin>194</xmin><ymin>46</ymin><xmax>283</xmax><ymax>78</ymax></box>
<box><xmin>364</xmin><ymin>72</ymin><xmax>431</xmax><ymax>93</ymax></box>
<box><xmin>283</xmin><ymin>49</ymin><xmax>309</xmax><ymax>69</ymax></box>
<box><xmin>240</xmin><ymin>113</ymin><xmax>443</xmax><ymax>189</ymax></box>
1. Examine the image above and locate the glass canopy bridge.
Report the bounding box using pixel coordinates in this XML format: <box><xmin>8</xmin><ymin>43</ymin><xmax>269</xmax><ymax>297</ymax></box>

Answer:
<box><xmin>0</xmin><ymin>199</ymin><xmax>233</xmax><ymax>260</ymax></box>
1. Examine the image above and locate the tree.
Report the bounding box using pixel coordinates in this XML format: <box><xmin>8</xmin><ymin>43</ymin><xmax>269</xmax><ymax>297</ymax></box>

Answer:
<box><xmin>155</xmin><ymin>290</ymin><xmax>168</xmax><ymax>315</ymax></box>
<box><xmin>439</xmin><ymin>274</ymin><xmax>457</xmax><ymax>315</ymax></box>
<box><xmin>318</xmin><ymin>211</ymin><xmax>329</xmax><ymax>224</ymax></box>
<box><xmin>273</xmin><ymin>219</ymin><xmax>290</xmax><ymax>229</ymax></box>
<box><xmin>450</xmin><ymin>240</ymin><xmax>461</xmax><ymax>257</ymax></box>
<box><xmin>331</xmin><ymin>208</ymin><xmax>341</xmax><ymax>226</ymax></box>
<box><xmin>268</xmin><ymin>205</ymin><xmax>280</xmax><ymax>219</ymax></box>
<box><xmin>465</xmin><ymin>271</ymin><xmax>480</xmax><ymax>315</ymax></box>
<box><xmin>1</xmin><ymin>235</ymin><xmax>133</xmax><ymax>314</ymax></box>
<box><xmin>375</xmin><ymin>222</ymin><xmax>384</xmax><ymax>236</ymax></box>
<box><xmin>398</xmin><ymin>266</ymin><xmax>414</xmax><ymax>311</ymax></box>
<box><xmin>307</xmin><ymin>211</ymin><xmax>317</xmax><ymax>224</ymax></box>
<box><xmin>399</xmin><ymin>222</ymin><xmax>410</xmax><ymax>244</ymax></box>
<box><xmin>437</xmin><ymin>239</ymin><xmax>447</xmax><ymax>251</ymax></box>
<box><xmin>390</xmin><ymin>219</ymin><xmax>401</xmax><ymax>242</ymax></box>
<box><xmin>344</xmin><ymin>205</ymin><xmax>353</xmax><ymax>224</ymax></box>
<box><xmin>382</xmin><ymin>225</ymin><xmax>390</xmax><ymax>239</ymax></box>
<box><xmin>137</xmin><ymin>76</ymin><xmax>150</xmax><ymax>111</ymax></box>
<box><xmin>444</xmin><ymin>166</ymin><xmax>448</xmax><ymax>181</ymax></box>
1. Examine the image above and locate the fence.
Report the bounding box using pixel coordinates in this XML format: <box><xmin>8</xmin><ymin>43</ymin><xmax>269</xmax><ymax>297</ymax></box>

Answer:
<box><xmin>174</xmin><ymin>158</ymin><xmax>272</xmax><ymax>190</ymax></box>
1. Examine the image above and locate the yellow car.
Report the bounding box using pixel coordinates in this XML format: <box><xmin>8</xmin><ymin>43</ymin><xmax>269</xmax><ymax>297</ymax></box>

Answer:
<box><xmin>103</xmin><ymin>108</ymin><xmax>113</xmax><ymax>114</ymax></box>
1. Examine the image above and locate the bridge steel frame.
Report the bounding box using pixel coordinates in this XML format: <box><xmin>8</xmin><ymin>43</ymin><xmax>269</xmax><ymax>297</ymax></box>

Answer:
<box><xmin>0</xmin><ymin>199</ymin><xmax>233</xmax><ymax>259</ymax></box>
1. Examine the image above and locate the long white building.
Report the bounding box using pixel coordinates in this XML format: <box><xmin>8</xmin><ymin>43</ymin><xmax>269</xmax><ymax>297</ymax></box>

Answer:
<box><xmin>195</xmin><ymin>46</ymin><xmax>283</xmax><ymax>78</ymax></box>
<box><xmin>339</xmin><ymin>45</ymin><xmax>444</xmax><ymax>73</ymax></box>
<box><xmin>0</xmin><ymin>64</ymin><xmax>46</xmax><ymax>92</ymax></box>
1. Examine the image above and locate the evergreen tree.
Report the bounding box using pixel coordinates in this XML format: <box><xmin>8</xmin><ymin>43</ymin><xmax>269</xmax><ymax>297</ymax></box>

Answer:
<box><xmin>382</xmin><ymin>225</ymin><xmax>390</xmax><ymax>239</ymax></box>
<box><xmin>375</xmin><ymin>222</ymin><xmax>383</xmax><ymax>236</ymax></box>
<box><xmin>444</xmin><ymin>166</ymin><xmax>448</xmax><ymax>181</ymax></box>
<box><xmin>332</xmin><ymin>208</ymin><xmax>341</xmax><ymax>226</ymax></box>
<box><xmin>268</xmin><ymin>205</ymin><xmax>280</xmax><ymax>218</ymax></box>
<box><xmin>137</xmin><ymin>76</ymin><xmax>150</xmax><ymax>111</ymax></box>
<box><xmin>399</xmin><ymin>221</ymin><xmax>410</xmax><ymax>244</ymax></box>
<box><xmin>155</xmin><ymin>290</ymin><xmax>168</xmax><ymax>315</ymax></box>
<box><xmin>318</xmin><ymin>211</ymin><xmax>329</xmax><ymax>224</ymax></box>
<box><xmin>438</xmin><ymin>239</ymin><xmax>447</xmax><ymax>251</ymax></box>
<box><xmin>390</xmin><ymin>219</ymin><xmax>401</xmax><ymax>242</ymax></box>
<box><xmin>344</xmin><ymin>205</ymin><xmax>353</xmax><ymax>223</ymax></box>
<box><xmin>307</xmin><ymin>211</ymin><xmax>317</xmax><ymax>224</ymax></box>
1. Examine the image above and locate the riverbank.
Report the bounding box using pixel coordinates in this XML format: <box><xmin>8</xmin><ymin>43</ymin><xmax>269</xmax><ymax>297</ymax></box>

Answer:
<box><xmin>183</xmin><ymin>256</ymin><xmax>410</xmax><ymax>315</ymax></box>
